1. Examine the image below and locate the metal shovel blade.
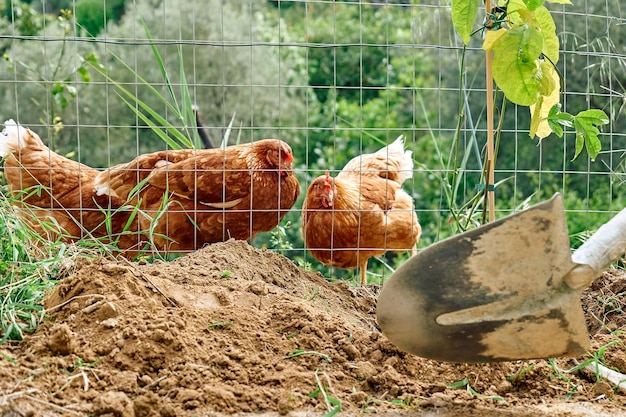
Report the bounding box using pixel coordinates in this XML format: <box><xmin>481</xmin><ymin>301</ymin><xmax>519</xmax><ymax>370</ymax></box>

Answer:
<box><xmin>376</xmin><ymin>194</ymin><xmax>590</xmax><ymax>363</ymax></box>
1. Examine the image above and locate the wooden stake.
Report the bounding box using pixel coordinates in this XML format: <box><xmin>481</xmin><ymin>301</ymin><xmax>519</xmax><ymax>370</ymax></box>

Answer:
<box><xmin>485</xmin><ymin>0</ymin><xmax>496</xmax><ymax>223</ymax></box>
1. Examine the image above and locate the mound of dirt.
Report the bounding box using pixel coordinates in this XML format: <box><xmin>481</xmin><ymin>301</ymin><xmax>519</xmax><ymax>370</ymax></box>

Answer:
<box><xmin>0</xmin><ymin>239</ymin><xmax>624</xmax><ymax>416</ymax></box>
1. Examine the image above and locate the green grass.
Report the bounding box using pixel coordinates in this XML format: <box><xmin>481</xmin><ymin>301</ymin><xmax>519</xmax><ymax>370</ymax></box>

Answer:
<box><xmin>56</xmin><ymin>357</ymin><xmax>103</xmax><ymax>393</ymax></box>
<box><xmin>207</xmin><ymin>320</ymin><xmax>233</xmax><ymax>330</ymax></box>
<box><xmin>507</xmin><ymin>363</ymin><xmax>536</xmax><ymax>383</ymax></box>
<box><xmin>206</xmin><ymin>313</ymin><xmax>233</xmax><ymax>330</ymax></box>
<box><xmin>546</xmin><ymin>358</ymin><xmax>582</xmax><ymax>399</ymax></box>
<box><xmin>0</xmin><ymin>12</ymin><xmax>244</xmax><ymax>345</ymax></box>
<box><xmin>446</xmin><ymin>377</ymin><xmax>504</xmax><ymax>401</ymax></box>
<box><xmin>284</xmin><ymin>349</ymin><xmax>331</xmax><ymax>363</ymax></box>
<box><xmin>361</xmin><ymin>395</ymin><xmax>417</xmax><ymax>413</ymax></box>
<box><xmin>82</xmin><ymin>11</ymin><xmax>241</xmax><ymax>153</ymax></box>
<box><xmin>0</xmin><ymin>180</ymin><xmax>155</xmax><ymax>344</ymax></box>
<box><xmin>0</xmin><ymin>187</ymin><xmax>74</xmax><ymax>343</ymax></box>
<box><xmin>309</xmin><ymin>369</ymin><xmax>341</xmax><ymax>417</ymax></box>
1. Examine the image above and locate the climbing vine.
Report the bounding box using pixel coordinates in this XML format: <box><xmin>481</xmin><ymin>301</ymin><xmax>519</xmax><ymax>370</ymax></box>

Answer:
<box><xmin>452</xmin><ymin>0</ymin><xmax>609</xmax><ymax>161</ymax></box>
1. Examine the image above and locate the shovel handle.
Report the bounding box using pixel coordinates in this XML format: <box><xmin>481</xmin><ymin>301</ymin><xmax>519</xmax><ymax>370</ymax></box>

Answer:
<box><xmin>567</xmin><ymin>207</ymin><xmax>626</xmax><ymax>290</ymax></box>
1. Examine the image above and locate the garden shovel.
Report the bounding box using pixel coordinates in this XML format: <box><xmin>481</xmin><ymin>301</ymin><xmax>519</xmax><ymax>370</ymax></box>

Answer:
<box><xmin>376</xmin><ymin>193</ymin><xmax>626</xmax><ymax>363</ymax></box>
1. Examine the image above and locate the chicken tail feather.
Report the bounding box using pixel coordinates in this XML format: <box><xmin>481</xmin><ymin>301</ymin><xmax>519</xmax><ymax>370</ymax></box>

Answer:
<box><xmin>0</xmin><ymin>119</ymin><xmax>27</xmax><ymax>157</ymax></box>
<box><xmin>383</xmin><ymin>135</ymin><xmax>413</xmax><ymax>184</ymax></box>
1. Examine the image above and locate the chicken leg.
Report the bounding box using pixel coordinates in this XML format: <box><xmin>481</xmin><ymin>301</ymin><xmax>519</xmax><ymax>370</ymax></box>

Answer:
<box><xmin>360</xmin><ymin>260</ymin><xmax>368</xmax><ymax>286</ymax></box>
<box><xmin>360</xmin><ymin>244</ymin><xmax>417</xmax><ymax>286</ymax></box>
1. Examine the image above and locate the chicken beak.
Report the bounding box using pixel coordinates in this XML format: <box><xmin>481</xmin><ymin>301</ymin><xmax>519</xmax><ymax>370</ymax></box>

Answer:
<box><xmin>274</xmin><ymin>149</ymin><xmax>293</xmax><ymax>177</ymax></box>
<box><xmin>323</xmin><ymin>190</ymin><xmax>334</xmax><ymax>208</ymax></box>
<box><xmin>280</xmin><ymin>161</ymin><xmax>292</xmax><ymax>176</ymax></box>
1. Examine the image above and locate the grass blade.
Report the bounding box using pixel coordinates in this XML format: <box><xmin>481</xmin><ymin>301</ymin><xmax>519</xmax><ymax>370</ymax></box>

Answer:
<box><xmin>138</xmin><ymin>13</ymin><xmax>179</xmax><ymax>111</ymax></box>
<box><xmin>221</xmin><ymin>112</ymin><xmax>237</xmax><ymax>149</ymax></box>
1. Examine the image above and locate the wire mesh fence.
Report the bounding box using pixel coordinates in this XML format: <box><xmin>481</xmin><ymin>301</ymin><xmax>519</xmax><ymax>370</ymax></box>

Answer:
<box><xmin>1</xmin><ymin>0</ymin><xmax>625</xmax><ymax>284</ymax></box>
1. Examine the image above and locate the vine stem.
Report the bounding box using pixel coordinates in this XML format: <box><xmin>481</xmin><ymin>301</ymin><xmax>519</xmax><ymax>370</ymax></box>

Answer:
<box><xmin>485</xmin><ymin>0</ymin><xmax>496</xmax><ymax>222</ymax></box>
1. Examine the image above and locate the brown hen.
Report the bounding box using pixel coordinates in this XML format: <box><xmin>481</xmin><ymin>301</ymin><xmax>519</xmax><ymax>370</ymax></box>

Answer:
<box><xmin>1</xmin><ymin>120</ymin><xmax>300</xmax><ymax>256</ymax></box>
<box><xmin>0</xmin><ymin>120</ymin><xmax>134</xmax><ymax>244</ymax></box>
<box><xmin>93</xmin><ymin>138</ymin><xmax>300</xmax><ymax>253</ymax></box>
<box><xmin>302</xmin><ymin>137</ymin><xmax>421</xmax><ymax>285</ymax></box>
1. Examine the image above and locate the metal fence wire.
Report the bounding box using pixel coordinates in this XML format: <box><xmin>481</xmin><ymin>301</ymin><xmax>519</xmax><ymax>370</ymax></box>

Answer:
<box><xmin>1</xmin><ymin>0</ymin><xmax>625</xmax><ymax>284</ymax></box>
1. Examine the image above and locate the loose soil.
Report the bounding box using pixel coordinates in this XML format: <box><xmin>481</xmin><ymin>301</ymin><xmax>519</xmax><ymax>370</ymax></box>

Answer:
<box><xmin>0</xmin><ymin>239</ymin><xmax>624</xmax><ymax>416</ymax></box>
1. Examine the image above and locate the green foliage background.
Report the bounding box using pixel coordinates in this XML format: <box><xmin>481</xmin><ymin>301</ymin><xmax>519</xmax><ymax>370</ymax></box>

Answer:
<box><xmin>1</xmin><ymin>0</ymin><xmax>625</xmax><ymax>283</ymax></box>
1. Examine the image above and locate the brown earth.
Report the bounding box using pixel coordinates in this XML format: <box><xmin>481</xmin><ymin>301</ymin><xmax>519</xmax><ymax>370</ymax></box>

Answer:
<box><xmin>0</xmin><ymin>239</ymin><xmax>624</xmax><ymax>416</ymax></box>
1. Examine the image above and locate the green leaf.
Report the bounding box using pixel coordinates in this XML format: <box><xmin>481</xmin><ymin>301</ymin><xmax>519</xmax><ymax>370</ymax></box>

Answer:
<box><xmin>546</xmin><ymin>104</ymin><xmax>574</xmax><ymax>138</ymax></box>
<box><xmin>534</xmin><ymin>7</ymin><xmax>559</xmax><ymax>64</ymax></box>
<box><xmin>576</xmin><ymin>109</ymin><xmax>610</xmax><ymax>126</ymax></box>
<box><xmin>489</xmin><ymin>24</ymin><xmax>544</xmax><ymax>105</ymax></box>
<box><xmin>546</xmin><ymin>0</ymin><xmax>572</xmax><ymax>4</ymax></box>
<box><xmin>483</xmin><ymin>28</ymin><xmax>507</xmax><ymax>50</ymax></box>
<box><xmin>522</xmin><ymin>0</ymin><xmax>544</xmax><ymax>11</ymax></box>
<box><xmin>51</xmin><ymin>82</ymin><xmax>64</xmax><ymax>95</ymax></box>
<box><xmin>548</xmin><ymin>103</ymin><xmax>561</xmax><ymax>118</ymax></box>
<box><xmin>452</xmin><ymin>0</ymin><xmax>480</xmax><ymax>45</ymax></box>
<box><xmin>529</xmin><ymin>95</ymin><xmax>544</xmax><ymax>138</ymax></box>
<box><xmin>83</xmin><ymin>52</ymin><xmax>103</xmax><ymax>69</ymax></box>
<box><xmin>536</xmin><ymin>60</ymin><xmax>556</xmax><ymax>96</ymax></box>
<box><xmin>572</xmin><ymin>109</ymin><xmax>609</xmax><ymax>161</ymax></box>
<box><xmin>76</xmin><ymin>66</ymin><xmax>90</xmax><ymax>83</ymax></box>
<box><xmin>529</xmin><ymin>62</ymin><xmax>560</xmax><ymax>139</ymax></box>
<box><xmin>447</xmin><ymin>378</ymin><xmax>469</xmax><ymax>389</ymax></box>
<box><xmin>573</xmin><ymin>131</ymin><xmax>585</xmax><ymax>161</ymax></box>
<box><xmin>505</xmin><ymin>0</ymin><xmax>531</xmax><ymax>24</ymax></box>
<box><xmin>52</xmin><ymin>83</ymin><xmax>69</xmax><ymax>109</ymax></box>
<box><xmin>506</xmin><ymin>1</ymin><xmax>559</xmax><ymax>64</ymax></box>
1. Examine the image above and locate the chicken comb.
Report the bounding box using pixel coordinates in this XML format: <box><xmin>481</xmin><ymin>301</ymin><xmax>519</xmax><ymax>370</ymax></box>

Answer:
<box><xmin>323</xmin><ymin>170</ymin><xmax>332</xmax><ymax>190</ymax></box>
<box><xmin>280</xmin><ymin>142</ymin><xmax>294</xmax><ymax>164</ymax></box>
